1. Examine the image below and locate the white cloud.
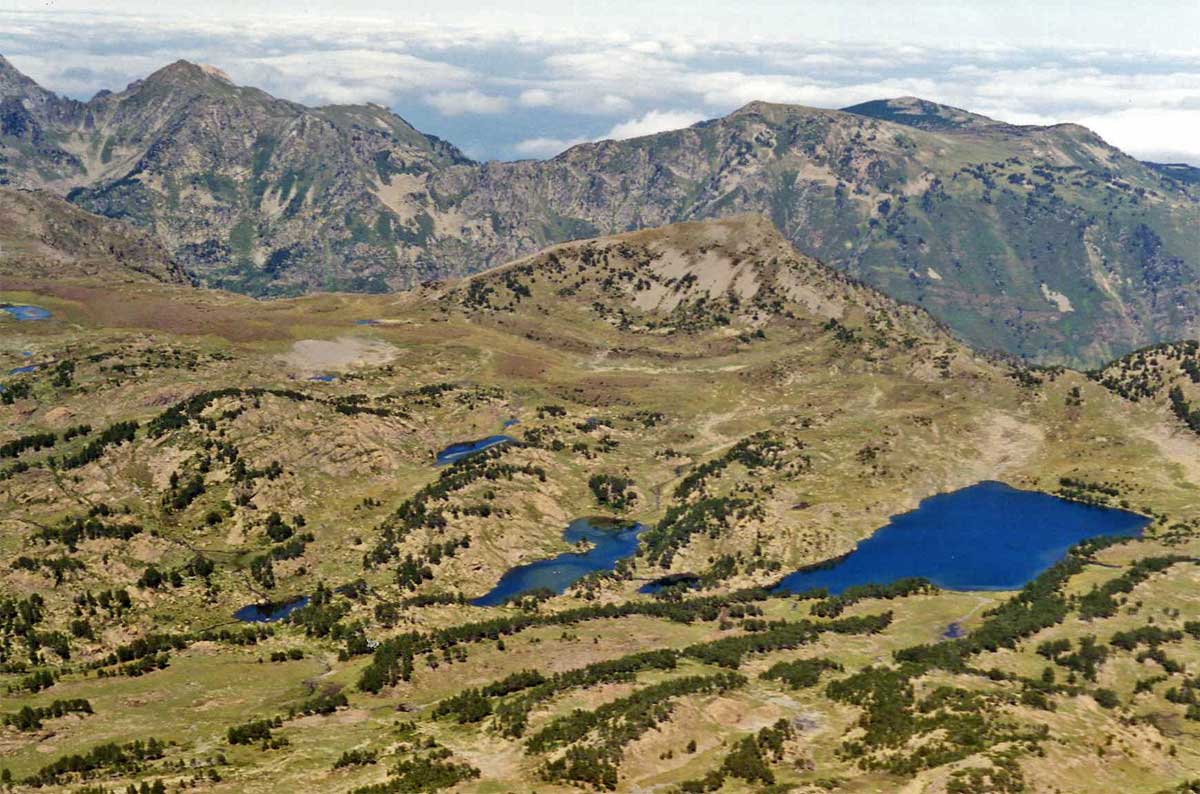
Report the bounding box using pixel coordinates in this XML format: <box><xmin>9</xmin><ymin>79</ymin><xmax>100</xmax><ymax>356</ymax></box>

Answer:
<box><xmin>688</xmin><ymin>71</ymin><xmax>945</xmax><ymax>110</ymax></box>
<box><xmin>543</xmin><ymin>48</ymin><xmax>683</xmax><ymax>93</ymax></box>
<box><xmin>1080</xmin><ymin>107</ymin><xmax>1200</xmax><ymax>163</ymax></box>
<box><xmin>597</xmin><ymin>94</ymin><xmax>633</xmax><ymax>114</ymax></box>
<box><xmin>425</xmin><ymin>89</ymin><xmax>509</xmax><ymax>115</ymax></box>
<box><xmin>7</xmin><ymin>44</ymin><xmax>478</xmax><ymax>108</ymax></box>
<box><xmin>629</xmin><ymin>40</ymin><xmax>662</xmax><ymax>55</ymax></box>
<box><xmin>5</xmin><ymin>1</ymin><xmax>1200</xmax><ymax>53</ymax></box>
<box><xmin>515</xmin><ymin>109</ymin><xmax>702</xmax><ymax>158</ymax></box>
<box><xmin>603</xmin><ymin>109</ymin><xmax>704</xmax><ymax>140</ymax></box>
<box><xmin>969</xmin><ymin>67</ymin><xmax>1200</xmax><ymax>114</ymax></box>
<box><xmin>665</xmin><ymin>40</ymin><xmax>698</xmax><ymax>58</ymax></box>
<box><xmin>240</xmin><ymin>50</ymin><xmax>474</xmax><ymax>106</ymax></box>
<box><xmin>248</xmin><ymin>49</ymin><xmax>472</xmax><ymax>91</ymax></box>
<box><xmin>514</xmin><ymin>136</ymin><xmax>588</xmax><ymax>157</ymax></box>
<box><xmin>1</xmin><ymin>10</ymin><xmax>1198</xmax><ymax>163</ymax></box>
<box><xmin>518</xmin><ymin>88</ymin><xmax>554</xmax><ymax>107</ymax></box>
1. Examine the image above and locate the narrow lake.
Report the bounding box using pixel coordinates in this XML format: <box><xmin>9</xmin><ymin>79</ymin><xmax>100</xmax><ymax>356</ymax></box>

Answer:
<box><xmin>234</xmin><ymin>596</ymin><xmax>309</xmax><ymax>622</ymax></box>
<box><xmin>471</xmin><ymin>518</ymin><xmax>644</xmax><ymax>606</ymax></box>
<box><xmin>774</xmin><ymin>481</ymin><xmax>1149</xmax><ymax>596</ymax></box>
<box><xmin>435</xmin><ymin>434</ymin><xmax>515</xmax><ymax>466</ymax></box>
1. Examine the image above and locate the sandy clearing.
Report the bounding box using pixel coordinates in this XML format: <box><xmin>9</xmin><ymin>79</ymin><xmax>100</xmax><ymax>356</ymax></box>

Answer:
<box><xmin>969</xmin><ymin>410</ymin><xmax>1044</xmax><ymax>478</ymax></box>
<box><xmin>280</xmin><ymin>337</ymin><xmax>396</xmax><ymax>372</ymax></box>
<box><xmin>1041</xmin><ymin>282</ymin><xmax>1075</xmax><ymax>313</ymax></box>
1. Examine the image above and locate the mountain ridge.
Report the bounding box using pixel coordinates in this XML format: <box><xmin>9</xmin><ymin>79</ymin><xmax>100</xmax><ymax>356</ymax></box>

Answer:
<box><xmin>0</xmin><ymin>186</ymin><xmax>190</xmax><ymax>285</ymax></box>
<box><xmin>842</xmin><ymin>96</ymin><xmax>1013</xmax><ymax>132</ymax></box>
<box><xmin>1</xmin><ymin>55</ymin><xmax>1197</xmax><ymax>366</ymax></box>
<box><xmin>437</xmin><ymin>213</ymin><xmax>951</xmax><ymax>348</ymax></box>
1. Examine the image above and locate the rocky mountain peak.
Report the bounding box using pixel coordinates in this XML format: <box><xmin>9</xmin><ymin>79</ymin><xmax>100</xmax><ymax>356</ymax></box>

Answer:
<box><xmin>0</xmin><ymin>53</ymin><xmax>80</xmax><ymax>130</ymax></box>
<box><xmin>728</xmin><ymin>100</ymin><xmax>778</xmax><ymax>117</ymax></box>
<box><xmin>726</xmin><ymin>100</ymin><xmax>824</xmax><ymax>120</ymax></box>
<box><xmin>139</xmin><ymin>59</ymin><xmax>236</xmax><ymax>92</ymax></box>
<box><xmin>0</xmin><ymin>54</ymin><xmax>48</xmax><ymax>99</ymax></box>
<box><xmin>0</xmin><ymin>55</ymin><xmax>1194</xmax><ymax>366</ymax></box>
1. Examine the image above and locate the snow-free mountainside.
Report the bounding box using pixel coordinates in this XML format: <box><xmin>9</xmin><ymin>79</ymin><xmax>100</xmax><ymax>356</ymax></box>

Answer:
<box><xmin>1</xmin><ymin>56</ymin><xmax>1198</xmax><ymax>365</ymax></box>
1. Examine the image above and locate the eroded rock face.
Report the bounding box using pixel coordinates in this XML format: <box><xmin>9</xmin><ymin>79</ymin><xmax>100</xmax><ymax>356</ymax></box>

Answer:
<box><xmin>1</xmin><ymin>58</ymin><xmax>1198</xmax><ymax>365</ymax></box>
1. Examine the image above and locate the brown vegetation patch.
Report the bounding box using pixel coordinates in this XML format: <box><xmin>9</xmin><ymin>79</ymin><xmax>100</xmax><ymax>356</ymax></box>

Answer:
<box><xmin>0</xmin><ymin>281</ymin><xmax>282</xmax><ymax>341</ymax></box>
<box><xmin>552</xmin><ymin>374</ymin><xmax>654</xmax><ymax>406</ymax></box>
<box><xmin>496</xmin><ymin>352</ymin><xmax>548</xmax><ymax>379</ymax></box>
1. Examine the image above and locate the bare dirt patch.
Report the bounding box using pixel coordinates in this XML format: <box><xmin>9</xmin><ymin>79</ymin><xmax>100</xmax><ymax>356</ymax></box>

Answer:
<box><xmin>1133</xmin><ymin>423</ymin><xmax>1200</xmax><ymax>486</ymax></box>
<box><xmin>280</xmin><ymin>337</ymin><xmax>397</xmax><ymax>372</ymax></box>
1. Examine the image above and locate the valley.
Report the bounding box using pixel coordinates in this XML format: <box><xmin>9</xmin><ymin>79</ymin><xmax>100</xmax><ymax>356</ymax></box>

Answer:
<box><xmin>2</xmin><ymin>214</ymin><xmax>1200</xmax><ymax>793</ymax></box>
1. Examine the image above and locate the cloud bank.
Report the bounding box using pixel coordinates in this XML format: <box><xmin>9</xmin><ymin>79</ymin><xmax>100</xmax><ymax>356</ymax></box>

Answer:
<box><xmin>0</xmin><ymin>10</ymin><xmax>1197</xmax><ymax>164</ymax></box>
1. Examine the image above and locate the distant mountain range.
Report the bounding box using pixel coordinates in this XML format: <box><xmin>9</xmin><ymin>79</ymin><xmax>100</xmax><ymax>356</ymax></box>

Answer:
<box><xmin>1</xmin><ymin>55</ymin><xmax>1197</xmax><ymax>366</ymax></box>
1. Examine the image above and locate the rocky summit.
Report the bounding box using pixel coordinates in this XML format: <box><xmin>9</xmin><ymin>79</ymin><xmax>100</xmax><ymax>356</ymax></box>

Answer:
<box><xmin>0</xmin><ymin>58</ymin><xmax>1197</xmax><ymax>366</ymax></box>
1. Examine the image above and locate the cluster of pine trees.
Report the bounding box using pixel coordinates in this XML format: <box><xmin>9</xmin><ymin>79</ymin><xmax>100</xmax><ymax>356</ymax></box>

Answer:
<box><xmin>534</xmin><ymin>672</ymin><xmax>747</xmax><ymax>789</ymax></box>
<box><xmin>357</xmin><ymin>588</ymin><xmax>781</xmax><ymax>693</ymax></box>
<box><xmin>2</xmin><ymin>698</ymin><xmax>92</xmax><ymax>731</ymax></box>
<box><xmin>20</xmin><ymin>738</ymin><xmax>165</xmax><ymax>787</ymax></box>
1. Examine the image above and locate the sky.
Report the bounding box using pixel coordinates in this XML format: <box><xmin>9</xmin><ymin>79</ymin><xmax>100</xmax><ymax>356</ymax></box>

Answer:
<box><xmin>1</xmin><ymin>1</ymin><xmax>1198</xmax><ymax>164</ymax></box>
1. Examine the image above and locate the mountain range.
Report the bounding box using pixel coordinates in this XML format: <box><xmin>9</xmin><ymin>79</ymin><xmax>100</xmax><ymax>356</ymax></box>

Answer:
<box><xmin>1</xmin><ymin>55</ymin><xmax>1197</xmax><ymax>366</ymax></box>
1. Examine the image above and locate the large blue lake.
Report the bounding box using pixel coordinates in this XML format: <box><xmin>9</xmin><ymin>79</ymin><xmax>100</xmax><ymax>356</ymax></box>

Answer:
<box><xmin>774</xmin><ymin>481</ymin><xmax>1149</xmax><ymax>596</ymax></box>
<box><xmin>471</xmin><ymin>518</ymin><xmax>644</xmax><ymax>606</ymax></box>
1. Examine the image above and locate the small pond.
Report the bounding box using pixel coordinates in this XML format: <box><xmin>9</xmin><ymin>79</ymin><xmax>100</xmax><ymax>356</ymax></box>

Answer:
<box><xmin>942</xmin><ymin>622</ymin><xmax>966</xmax><ymax>639</ymax></box>
<box><xmin>1</xmin><ymin>305</ymin><xmax>51</xmax><ymax>321</ymax></box>
<box><xmin>8</xmin><ymin>364</ymin><xmax>37</xmax><ymax>375</ymax></box>
<box><xmin>471</xmin><ymin>518</ymin><xmax>644</xmax><ymax>606</ymax></box>
<box><xmin>435</xmin><ymin>434</ymin><xmax>515</xmax><ymax>466</ymax></box>
<box><xmin>774</xmin><ymin>481</ymin><xmax>1149</xmax><ymax>596</ymax></box>
<box><xmin>638</xmin><ymin>572</ymin><xmax>701</xmax><ymax>593</ymax></box>
<box><xmin>234</xmin><ymin>596</ymin><xmax>310</xmax><ymax>623</ymax></box>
